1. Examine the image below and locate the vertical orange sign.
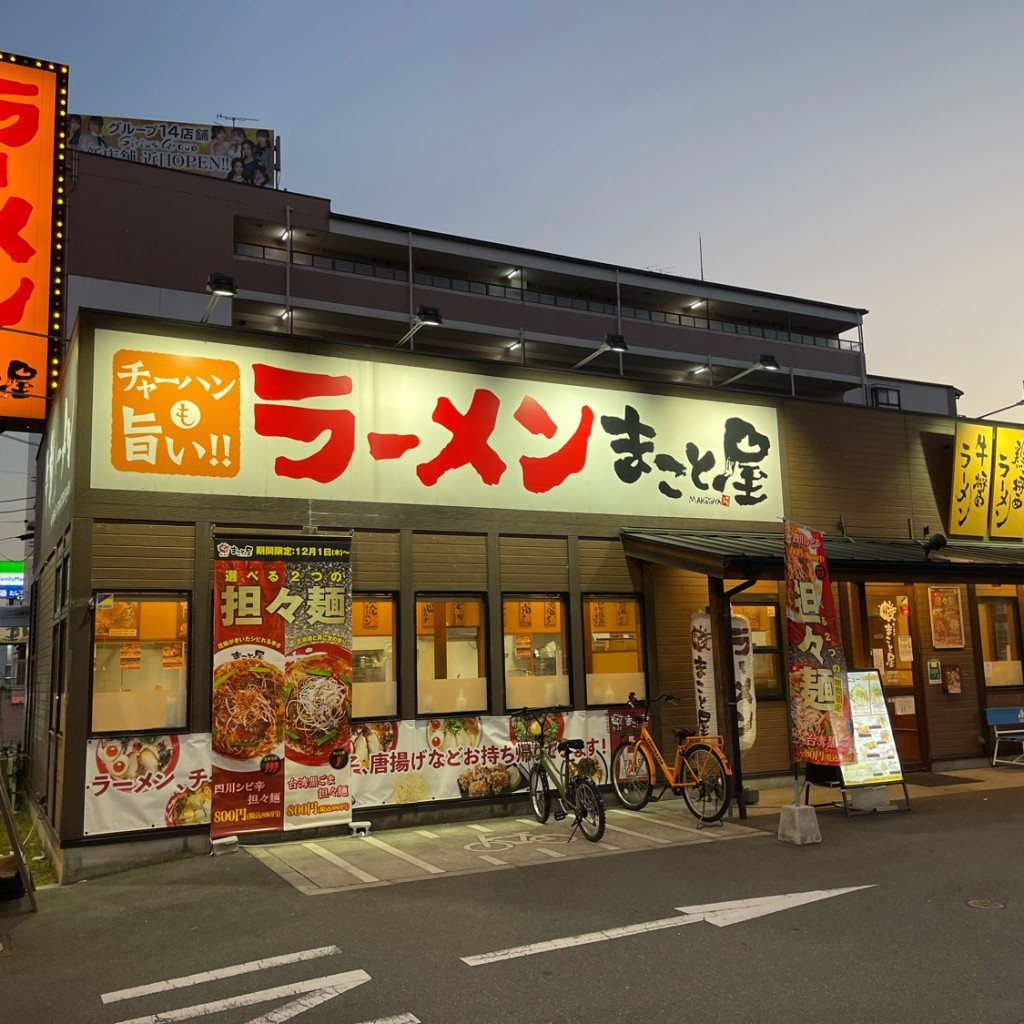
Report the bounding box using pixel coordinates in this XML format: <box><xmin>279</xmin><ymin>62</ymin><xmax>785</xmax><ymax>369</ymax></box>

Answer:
<box><xmin>0</xmin><ymin>52</ymin><xmax>68</xmax><ymax>423</ymax></box>
<box><xmin>949</xmin><ymin>421</ymin><xmax>993</xmax><ymax>537</ymax></box>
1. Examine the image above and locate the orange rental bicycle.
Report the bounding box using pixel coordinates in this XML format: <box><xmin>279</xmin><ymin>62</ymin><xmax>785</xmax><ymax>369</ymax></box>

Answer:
<box><xmin>610</xmin><ymin>692</ymin><xmax>733</xmax><ymax>822</ymax></box>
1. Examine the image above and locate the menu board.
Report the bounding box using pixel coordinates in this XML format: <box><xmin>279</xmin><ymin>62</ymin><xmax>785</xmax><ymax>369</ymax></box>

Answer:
<box><xmin>840</xmin><ymin>669</ymin><xmax>903</xmax><ymax>787</ymax></box>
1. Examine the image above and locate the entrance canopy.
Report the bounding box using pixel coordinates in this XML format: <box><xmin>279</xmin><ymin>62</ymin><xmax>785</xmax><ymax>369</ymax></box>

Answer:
<box><xmin>620</xmin><ymin>529</ymin><xmax>1024</xmax><ymax>584</ymax></box>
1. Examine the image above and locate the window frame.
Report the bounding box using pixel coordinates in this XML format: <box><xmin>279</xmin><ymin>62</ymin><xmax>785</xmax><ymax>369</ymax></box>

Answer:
<box><xmin>581</xmin><ymin>594</ymin><xmax>645</xmax><ymax>707</ymax></box>
<box><xmin>414</xmin><ymin>594</ymin><xmax>489</xmax><ymax>716</ymax></box>
<box><xmin>88</xmin><ymin>590</ymin><xmax>191</xmax><ymax>737</ymax></box>
<box><xmin>501</xmin><ymin>593</ymin><xmax>570</xmax><ymax>711</ymax></box>
<box><xmin>871</xmin><ymin>386</ymin><xmax>901</xmax><ymax>409</ymax></box>
<box><xmin>731</xmin><ymin>597</ymin><xmax>786</xmax><ymax>700</ymax></box>
<box><xmin>978</xmin><ymin>594</ymin><xmax>1024</xmax><ymax>689</ymax></box>
<box><xmin>350</xmin><ymin>592</ymin><xmax>398</xmax><ymax>721</ymax></box>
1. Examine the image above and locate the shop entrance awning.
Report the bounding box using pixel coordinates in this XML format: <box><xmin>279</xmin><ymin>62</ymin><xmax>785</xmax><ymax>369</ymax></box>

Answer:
<box><xmin>620</xmin><ymin>529</ymin><xmax>1024</xmax><ymax>584</ymax></box>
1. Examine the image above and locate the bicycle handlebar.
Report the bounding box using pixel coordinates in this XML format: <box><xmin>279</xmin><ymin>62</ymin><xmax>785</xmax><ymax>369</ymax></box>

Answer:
<box><xmin>507</xmin><ymin>705</ymin><xmax>573</xmax><ymax>718</ymax></box>
<box><xmin>626</xmin><ymin>692</ymin><xmax>679</xmax><ymax>710</ymax></box>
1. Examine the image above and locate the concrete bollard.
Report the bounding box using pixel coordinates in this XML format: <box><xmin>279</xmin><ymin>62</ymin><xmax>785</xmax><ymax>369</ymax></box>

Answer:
<box><xmin>778</xmin><ymin>803</ymin><xmax>822</xmax><ymax>845</ymax></box>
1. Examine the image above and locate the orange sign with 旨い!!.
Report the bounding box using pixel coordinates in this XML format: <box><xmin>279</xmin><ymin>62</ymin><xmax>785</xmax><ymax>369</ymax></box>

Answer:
<box><xmin>110</xmin><ymin>349</ymin><xmax>241</xmax><ymax>476</ymax></box>
<box><xmin>0</xmin><ymin>52</ymin><xmax>68</xmax><ymax>423</ymax></box>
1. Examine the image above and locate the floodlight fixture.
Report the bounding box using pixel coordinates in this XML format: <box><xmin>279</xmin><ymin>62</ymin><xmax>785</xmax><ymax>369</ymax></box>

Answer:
<box><xmin>572</xmin><ymin>333</ymin><xmax>628</xmax><ymax>370</ymax></box>
<box><xmin>201</xmin><ymin>273</ymin><xmax>237</xmax><ymax>322</ymax></box>
<box><xmin>717</xmin><ymin>353</ymin><xmax>782</xmax><ymax>388</ymax></box>
<box><xmin>395</xmin><ymin>305</ymin><xmax>444</xmax><ymax>348</ymax></box>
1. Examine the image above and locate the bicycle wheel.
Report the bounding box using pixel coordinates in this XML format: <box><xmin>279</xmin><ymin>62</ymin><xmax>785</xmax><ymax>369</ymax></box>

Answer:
<box><xmin>611</xmin><ymin>741</ymin><xmax>654</xmax><ymax>810</ymax></box>
<box><xmin>572</xmin><ymin>778</ymin><xmax>606</xmax><ymax>843</ymax></box>
<box><xmin>529</xmin><ymin>765</ymin><xmax>550</xmax><ymax>823</ymax></box>
<box><xmin>680</xmin><ymin>743</ymin><xmax>731</xmax><ymax>822</ymax></box>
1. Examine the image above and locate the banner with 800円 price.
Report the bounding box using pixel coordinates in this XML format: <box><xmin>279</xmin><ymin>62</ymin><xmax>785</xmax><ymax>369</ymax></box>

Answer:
<box><xmin>211</xmin><ymin>535</ymin><xmax>353</xmax><ymax>838</ymax></box>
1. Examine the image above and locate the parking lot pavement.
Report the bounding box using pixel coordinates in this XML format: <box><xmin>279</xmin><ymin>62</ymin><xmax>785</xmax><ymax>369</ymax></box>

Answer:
<box><xmin>243</xmin><ymin>763</ymin><xmax>1024</xmax><ymax>895</ymax></box>
<box><xmin>247</xmin><ymin>802</ymin><xmax>767</xmax><ymax>895</ymax></box>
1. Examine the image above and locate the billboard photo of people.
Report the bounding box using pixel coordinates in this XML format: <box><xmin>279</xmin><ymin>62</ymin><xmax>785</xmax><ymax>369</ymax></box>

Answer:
<box><xmin>67</xmin><ymin>114</ymin><xmax>278</xmax><ymax>187</ymax></box>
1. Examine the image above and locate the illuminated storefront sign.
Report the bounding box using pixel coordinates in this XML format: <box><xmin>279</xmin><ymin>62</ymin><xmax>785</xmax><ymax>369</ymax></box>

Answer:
<box><xmin>949</xmin><ymin>421</ymin><xmax>993</xmax><ymax>537</ymax></box>
<box><xmin>90</xmin><ymin>328</ymin><xmax>785</xmax><ymax>521</ymax></box>
<box><xmin>990</xmin><ymin>425</ymin><xmax>1024</xmax><ymax>539</ymax></box>
<box><xmin>948</xmin><ymin>420</ymin><xmax>1024</xmax><ymax>540</ymax></box>
<box><xmin>0</xmin><ymin>51</ymin><xmax>68</xmax><ymax>424</ymax></box>
<box><xmin>0</xmin><ymin>560</ymin><xmax>24</xmax><ymax>599</ymax></box>
<box><xmin>67</xmin><ymin>114</ymin><xmax>278</xmax><ymax>187</ymax></box>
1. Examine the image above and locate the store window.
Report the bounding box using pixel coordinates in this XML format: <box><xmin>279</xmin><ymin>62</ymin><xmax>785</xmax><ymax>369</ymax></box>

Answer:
<box><xmin>416</xmin><ymin>597</ymin><xmax>487</xmax><ymax>714</ymax></box>
<box><xmin>90</xmin><ymin>593</ymin><xmax>189</xmax><ymax>733</ymax></box>
<box><xmin>978</xmin><ymin>595</ymin><xmax>1023</xmax><ymax>688</ymax></box>
<box><xmin>351</xmin><ymin>594</ymin><xmax>397</xmax><ymax>718</ymax></box>
<box><xmin>732</xmin><ymin>602</ymin><xmax>785</xmax><ymax>699</ymax></box>
<box><xmin>502</xmin><ymin>596</ymin><xmax>569</xmax><ymax>709</ymax></box>
<box><xmin>582</xmin><ymin>596</ymin><xmax>645</xmax><ymax>705</ymax></box>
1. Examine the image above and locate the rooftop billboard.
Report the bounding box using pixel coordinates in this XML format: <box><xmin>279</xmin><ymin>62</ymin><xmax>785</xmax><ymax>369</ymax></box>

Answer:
<box><xmin>68</xmin><ymin>115</ymin><xmax>279</xmax><ymax>187</ymax></box>
<box><xmin>0</xmin><ymin>51</ymin><xmax>68</xmax><ymax>426</ymax></box>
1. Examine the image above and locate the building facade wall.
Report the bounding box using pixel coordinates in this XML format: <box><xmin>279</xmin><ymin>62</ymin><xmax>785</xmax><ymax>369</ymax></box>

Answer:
<box><xmin>24</xmin><ymin>310</ymin><xmax>1014</xmax><ymax>880</ymax></box>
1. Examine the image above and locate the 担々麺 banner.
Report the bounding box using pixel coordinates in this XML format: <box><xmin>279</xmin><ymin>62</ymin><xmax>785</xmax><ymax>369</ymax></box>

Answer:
<box><xmin>211</xmin><ymin>535</ymin><xmax>353</xmax><ymax>838</ymax></box>
<box><xmin>783</xmin><ymin>521</ymin><xmax>854</xmax><ymax>766</ymax></box>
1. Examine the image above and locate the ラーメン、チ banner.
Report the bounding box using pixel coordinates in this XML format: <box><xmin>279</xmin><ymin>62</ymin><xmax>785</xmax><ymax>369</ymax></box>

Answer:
<box><xmin>783</xmin><ymin>521</ymin><xmax>854</xmax><ymax>766</ymax></box>
<box><xmin>211</xmin><ymin>535</ymin><xmax>353</xmax><ymax>838</ymax></box>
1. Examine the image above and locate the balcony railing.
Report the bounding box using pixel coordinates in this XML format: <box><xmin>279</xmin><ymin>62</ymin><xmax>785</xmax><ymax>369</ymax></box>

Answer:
<box><xmin>235</xmin><ymin>241</ymin><xmax>862</xmax><ymax>353</ymax></box>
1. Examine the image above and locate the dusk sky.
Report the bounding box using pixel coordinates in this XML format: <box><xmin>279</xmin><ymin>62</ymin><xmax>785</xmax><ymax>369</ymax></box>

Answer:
<box><xmin>2</xmin><ymin>1</ymin><xmax>1023</xmax><ymax>560</ymax></box>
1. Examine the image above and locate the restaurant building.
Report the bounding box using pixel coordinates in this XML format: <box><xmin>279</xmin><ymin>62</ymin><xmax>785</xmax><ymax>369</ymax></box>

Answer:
<box><xmin>21</xmin><ymin>153</ymin><xmax>1024</xmax><ymax>881</ymax></box>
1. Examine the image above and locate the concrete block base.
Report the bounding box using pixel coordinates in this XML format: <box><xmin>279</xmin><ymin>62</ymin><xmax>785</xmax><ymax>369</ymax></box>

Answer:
<box><xmin>848</xmin><ymin>787</ymin><xmax>891</xmax><ymax>812</ymax></box>
<box><xmin>778</xmin><ymin>803</ymin><xmax>822</xmax><ymax>845</ymax></box>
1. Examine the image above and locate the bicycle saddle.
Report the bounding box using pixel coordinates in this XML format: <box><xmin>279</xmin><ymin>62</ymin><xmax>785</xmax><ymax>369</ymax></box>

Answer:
<box><xmin>673</xmin><ymin>727</ymin><xmax>696</xmax><ymax>742</ymax></box>
<box><xmin>557</xmin><ymin>739</ymin><xmax>584</xmax><ymax>753</ymax></box>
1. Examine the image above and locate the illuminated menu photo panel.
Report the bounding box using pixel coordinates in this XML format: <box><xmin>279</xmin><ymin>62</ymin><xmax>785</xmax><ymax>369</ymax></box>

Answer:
<box><xmin>0</xmin><ymin>52</ymin><xmax>68</xmax><ymax>424</ymax></box>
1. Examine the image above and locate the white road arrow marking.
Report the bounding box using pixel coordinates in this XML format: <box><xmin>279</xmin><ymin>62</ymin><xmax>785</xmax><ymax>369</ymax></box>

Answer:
<box><xmin>102</xmin><ymin>947</ymin><xmax>342</xmax><ymax>1004</ymax></box>
<box><xmin>462</xmin><ymin>887</ymin><xmax>874</xmax><ymax>965</ymax></box>
<box><xmin>240</xmin><ymin>983</ymin><xmax>363</xmax><ymax>1024</ymax></box>
<box><xmin>676</xmin><ymin>886</ymin><xmax>874</xmax><ymax>927</ymax></box>
<box><xmin>111</xmin><ymin>969</ymin><xmax>370</xmax><ymax>1024</ymax></box>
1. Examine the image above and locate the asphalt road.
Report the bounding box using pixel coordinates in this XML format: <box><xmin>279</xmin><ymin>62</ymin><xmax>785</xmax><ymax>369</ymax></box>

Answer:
<box><xmin>2</xmin><ymin>782</ymin><xmax>1023</xmax><ymax>1024</ymax></box>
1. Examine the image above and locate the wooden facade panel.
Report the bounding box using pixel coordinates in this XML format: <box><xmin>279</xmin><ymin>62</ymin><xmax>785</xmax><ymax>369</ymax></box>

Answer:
<box><xmin>911</xmin><ymin>582</ymin><xmax>986</xmax><ymax>760</ymax></box>
<box><xmin>782</xmin><ymin>406</ymin><xmax>949</xmax><ymax>537</ymax></box>
<box><xmin>352</xmin><ymin>531</ymin><xmax>400</xmax><ymax>590</ymax></box>
<box><xmin>412</xmin><ymin>533</ymin><xmax>487</xmax><ymax>590</ymax></box>
<box><xmin>92</xmin><ymin>522</ymin><xmax>195</xmax><ymax>589</ymax></box>
<box><xmin>739</xmin><ymin>704</ymin><xmax>791</xmax><ymax>775</ymax></box>
<box><xmin>578</xmin><ymin>538</ymin><xmax>636</xmax><ymax>591</ymax></box>
<box><xmin>648</xmin><ymin>566</ymin><xmax>708</xmax><ymax>753</ymax></box>
<box><xmin>648</xmin><ymin>566</ymin><xmax>794</xmax><ymax>775</ymax></box>
<box><xmin>499</xmin><ymin>536</ymin><xmax>569</xmax><ymax>591</ymax></box>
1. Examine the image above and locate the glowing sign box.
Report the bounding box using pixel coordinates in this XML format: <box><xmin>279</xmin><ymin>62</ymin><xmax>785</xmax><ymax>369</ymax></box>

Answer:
<box><xmin>0</xmin><ymin>51</ymin><xmax>68</xmax><ymax>424</ymax></box>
